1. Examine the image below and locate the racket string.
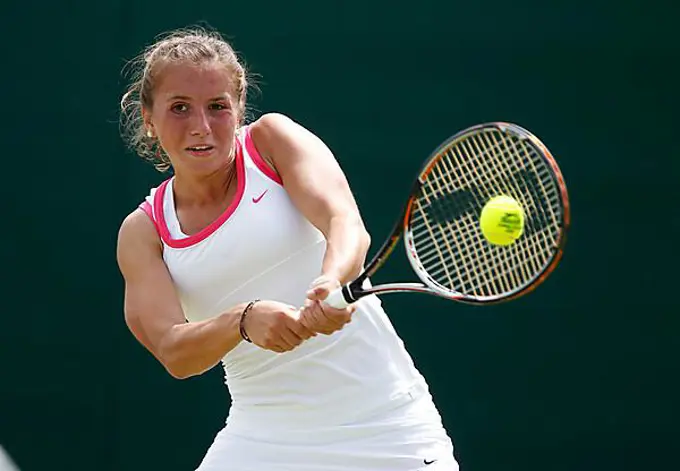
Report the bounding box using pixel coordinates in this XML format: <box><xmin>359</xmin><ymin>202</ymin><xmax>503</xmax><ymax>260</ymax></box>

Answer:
<box><xmin>440</xmin><ymin>145</ymin><xmax>513</xmax><ymax>296</ymax></box>
<box><xmin>413</xmin><ymin>213</ymin><xmax>552</xmax><ymax>296</ymax></box>
<box><xmin>415</xmin><ymin>161</ymin><xmax>477</xmax><ymax>289</ymax></box>
<box><xmin>481</xmin><ymin>131</ymin><xmax>556</xmax><ymax>245</ymax></box>
<box><xmin>412</xmin><ymin>193</ymin><xmax>457</xmax><ymax>288</ymax></box>
<box><xmin>409</xmin><ymin>127</ymin><xmax>564</xmax><ymax>298</ymax></box>
<box><xmin>420</xmin><ymin>230</ymin><xmax>553</xmax><ymax>294</ymax></box>
<box><xmin>440</xmin><ymin>151</ymin><xmax>514</xmax><ymax>296</ymax></box>
<box><xmin>455</xmin><ymin>135</ymin><xmax>525</xmax><ymax>293</ymax></box>
<box><xmin>488</xmin><ymin>132</ymin><xmax>550</xmax><ymax>280</ymax></box>
<box><xmin>470</xmin><ymin>132</ymin><xmax>542</xmax><ymax>284</ymax></box>
<box><xmin>417</xmin><ymin>133</ymin><xmax>524</xmax><ymax>295</ymax></box>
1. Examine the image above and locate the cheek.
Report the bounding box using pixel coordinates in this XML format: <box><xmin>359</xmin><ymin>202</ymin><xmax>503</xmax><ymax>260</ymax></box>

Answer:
<box><xmin>213</xmin><ymin>113</ymin><xmax>238</xmax><ymax>136</ymax></box>
<box><xmin>154</xmin><ymin>114</ymin><xmax>186</xmax><ymax>143</ymax></box>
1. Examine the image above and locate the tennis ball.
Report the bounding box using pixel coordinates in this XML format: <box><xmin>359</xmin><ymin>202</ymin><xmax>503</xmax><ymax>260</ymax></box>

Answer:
<box><xmin>479</xmin><ymin>195</ymin><xmax>525</xmax><ymax>246</ymax></box>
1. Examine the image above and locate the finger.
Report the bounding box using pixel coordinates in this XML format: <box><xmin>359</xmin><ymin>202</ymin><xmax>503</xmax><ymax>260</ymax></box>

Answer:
<box><xmin>270</xmin><ymin>344</ymin><xmax>289</xmax><ymax>354</ymax></box>
<box><xmin>317</xmin><ymin>301</ymin><xmax>349</xmax><ymax>322</ymax></box>
<box><xmin>297</xmin><ymin>305</ymin><xmax>330</xmax><ymax>335</ymax></box>
<box><xmin>320</xmin><ymin>304</ymin><xmax>354</xmax><ymax>327</ymax></box>
<box><xmin>306</xmin><ymin>285</ymin><xmax>330</xmax><ymax>301</ymax></box>
<box><xmin>261</xmin><ymin>328</ymin><xmax>297</xmax><ymax>351</ymax></box>
<box><xmin>288</xmin><ymin>319</ymin><xmax>316</xmax><ymax>340</ymax></box>
<box><xmin>278</xmin><ymin>331</ymin><xmax>301</xmax><ymax>350</ymax></box>
<box><xmin>259</xmin><ymin>340</ymin><xmax>284</xmax><ymax>353</ymax></box>
<box><xmin>317</xmin><ymin>326</ymin><xmax>339</xmax><ymax>335</ymax></box>
<box><xmin>325</xmin><ymin>303</ymin><xmax>356</xmax><ymax>316</ymax></box>
<box><xmin>298</xmin><ymin>310</ymin><xmax>322</xmax><ymax>333</ymax></box>
<box><xmin>285</xmin><ymin>325</ymin><xmax>311</xmax><ymax>343</ymax></box>
<box><xmin>312</xmin><ymin>303</ymin><xmax>345</xmax><ymax>334</ymax></box>
<box><xmin>302</xmin><ymin>298</ymin><xmax>315</xmax><ymax>309</ymax></box>
<box><xmin>307</xmin><ymin>277</ymin><xmax>339</xmax><ymax>300</ymax></box>
<box><xmin>314</xmin><ymin>301</ymin><xmax>341</xmax><ymax>326</ymax></box>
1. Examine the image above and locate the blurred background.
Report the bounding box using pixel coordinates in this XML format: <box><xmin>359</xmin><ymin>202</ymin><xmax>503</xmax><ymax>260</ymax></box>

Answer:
<box><xmin>2</xmin><ymin>1</ymin><xmax>679</xmax><ymax>470</ymax></box>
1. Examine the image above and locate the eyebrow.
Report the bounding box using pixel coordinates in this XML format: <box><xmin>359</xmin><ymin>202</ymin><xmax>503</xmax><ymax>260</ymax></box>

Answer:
<box><xmin>167</xmin><ymin>95</ymin><xmax>229</xmax><ymax>102</ymax></box>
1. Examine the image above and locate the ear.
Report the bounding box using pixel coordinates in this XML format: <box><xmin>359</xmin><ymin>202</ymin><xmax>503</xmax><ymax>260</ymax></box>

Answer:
<box><xmin>141</xmin><ymin>107</ymin><xmax>154</xmax><ymax>137</ymax></box>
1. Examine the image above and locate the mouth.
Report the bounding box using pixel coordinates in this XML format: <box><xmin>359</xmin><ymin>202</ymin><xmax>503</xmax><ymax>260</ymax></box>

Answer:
<box><xmin>185</xmin><ymin>145</ymin><xmax>215</xmax><ymax>156</ymax></box>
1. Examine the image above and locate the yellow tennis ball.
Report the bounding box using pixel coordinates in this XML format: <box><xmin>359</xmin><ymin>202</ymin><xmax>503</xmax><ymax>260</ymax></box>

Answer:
<box><xmin>479</xmin><ymin>195</ymin><xmax>525</xmax><ymax>246</ymax></box>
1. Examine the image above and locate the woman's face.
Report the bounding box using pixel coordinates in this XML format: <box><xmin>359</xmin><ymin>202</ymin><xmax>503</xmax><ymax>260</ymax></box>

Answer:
<box><xmin>144</xmin><ymin>61</ymin><xmax>240</xmax><ymax>176</ymax></box>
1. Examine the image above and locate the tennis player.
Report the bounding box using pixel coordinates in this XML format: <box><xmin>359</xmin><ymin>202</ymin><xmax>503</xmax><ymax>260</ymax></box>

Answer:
<box><xmin>117</xmin><ymin>26</ymin><xmax>458</xmax><ymax>471</ymax></box>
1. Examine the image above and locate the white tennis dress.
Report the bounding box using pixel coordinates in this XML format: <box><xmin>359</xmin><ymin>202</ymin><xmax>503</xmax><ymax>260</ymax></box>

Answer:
<box><xmin>139</xmin><ymin>125</ymin><xmax>458</xmax><ymax>471</ymax></box>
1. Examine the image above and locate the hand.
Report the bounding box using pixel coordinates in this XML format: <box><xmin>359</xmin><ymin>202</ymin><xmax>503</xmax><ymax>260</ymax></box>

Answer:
<box><xmin>242</xmin><ymin>300</ymin><xmax>316</xmax><ymax>353</ymax></box>
<box><xmin>300</xmin><ymin>276</ymin><xmax>356</xmax><ymax>335</ymax></box>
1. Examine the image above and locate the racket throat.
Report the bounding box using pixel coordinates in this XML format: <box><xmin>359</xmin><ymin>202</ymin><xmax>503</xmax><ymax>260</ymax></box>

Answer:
<box><xmin>342</xmin><ymin>283</ymin><xmax>359</xmax><ymax>303</ymax></box>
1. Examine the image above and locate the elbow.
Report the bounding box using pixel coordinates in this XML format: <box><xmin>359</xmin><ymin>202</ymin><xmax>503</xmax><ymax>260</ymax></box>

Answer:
<box><xmin>162</xmin><ymin>354</ymin><xmax>202</xmax><ymax>380</ymax></box>
<box><xmin>360</xmin><ymin>227</ymin><xmax>371</xmax><ymax>257</ymax></box>
<box><xmin>354</xmin><ymin>226</ymin><xmax>371</xmax><ymax>277</ymax></box>
<box><xmin>160</xmin><ymin>350</ymin><xmax>192</xmax><ymax>380</ymax></box>
<box><xmin>161</xmin><ymin>352</ymin><xmax>204</xmax><ymax>379</ymax></box>
<box><xmin>165</xmin><ymin>365</ymin><xmax>196</xmax><ymax>380</ymax></box>
<box><xmin>348</xmin><ymin>214</ymin><xmax>370</xmax><ymax>255</ymax></box>
<box><xmin>157</xmin><ymin>335</ymin><xmax>199</xmax><ymax>380</ymax></box>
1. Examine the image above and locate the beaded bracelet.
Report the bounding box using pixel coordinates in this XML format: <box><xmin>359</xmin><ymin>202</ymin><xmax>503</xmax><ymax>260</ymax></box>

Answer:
<box><xmin>239</xmin><ymin>299</ymin><xmax>260</xmax><ymax>343</ymax></box>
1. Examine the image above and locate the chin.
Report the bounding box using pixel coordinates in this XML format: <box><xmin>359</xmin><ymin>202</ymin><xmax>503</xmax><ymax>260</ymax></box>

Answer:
<box><xmin>181</xmin><ymin>151</ymin><xmax>232</xmax><ymax>174</ymax></box>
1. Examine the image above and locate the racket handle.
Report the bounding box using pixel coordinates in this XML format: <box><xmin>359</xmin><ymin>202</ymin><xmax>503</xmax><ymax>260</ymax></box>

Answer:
<box><xmin>325</xmin><ymin>286</ymin><xmax>351</xmax><ymax>309</ymax></box>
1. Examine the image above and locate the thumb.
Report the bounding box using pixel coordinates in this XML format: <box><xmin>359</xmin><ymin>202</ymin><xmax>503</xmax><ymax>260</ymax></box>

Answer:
<box><xmin>306</xmin><ymin>284</ymin><xmax>330</xmax><ymax>301</ymax></box>
<box><xmin>306</xmin><ymin>275</ymin><xmax>338</xmax><ymax>301</ymax></box>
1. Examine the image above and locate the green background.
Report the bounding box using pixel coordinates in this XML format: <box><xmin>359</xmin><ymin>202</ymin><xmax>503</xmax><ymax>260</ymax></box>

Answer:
<box><xmin>2</xmin><ymin>1</ymin><xmax>678</xmax><ymax>470</ymax></box>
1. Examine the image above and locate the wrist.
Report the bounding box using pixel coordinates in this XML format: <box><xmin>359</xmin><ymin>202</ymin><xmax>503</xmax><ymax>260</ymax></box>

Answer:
<box><xmin>239</xmin><ymin>299</ymin><xmax>260</xmax><ymax>343</ymax></box>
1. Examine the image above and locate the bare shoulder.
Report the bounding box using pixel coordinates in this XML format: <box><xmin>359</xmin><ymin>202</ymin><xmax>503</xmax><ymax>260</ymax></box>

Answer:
<box><xmin>249</xmin><ymin>113</ymin><xmax>317</xmax><ymax>152</ymax></box>
<box><xmin>118</xmin><ymin>208</ymin><xmax>158</xmax><ymax>245</ymax></box>
<box><xmin>117</xmin><ymin>209</ymin><xmax>162</xmax><ymax>272</ymax></box>
<box><xmin>249</xmin><ymin>112</ymin><xmax>297</xmax><ymax>140</ymax></box>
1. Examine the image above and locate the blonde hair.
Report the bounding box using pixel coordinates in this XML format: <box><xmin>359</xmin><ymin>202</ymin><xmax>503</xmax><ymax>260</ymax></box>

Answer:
<box><xmin>120</xmin><ymin>26</ymin><xmax>251</xmax><ymax>172</ymax></box>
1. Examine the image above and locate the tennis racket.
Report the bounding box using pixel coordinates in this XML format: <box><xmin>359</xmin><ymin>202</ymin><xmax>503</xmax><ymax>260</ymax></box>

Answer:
<box><xmin>325</xmin><ymin>122</ymin><xmax>570</xmax><ymax>308</ymax></box>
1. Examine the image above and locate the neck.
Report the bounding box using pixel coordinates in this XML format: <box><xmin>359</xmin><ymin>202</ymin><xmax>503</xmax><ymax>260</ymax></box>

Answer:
<box><xmin>172</xmin><ymin>159</ymin><xmax>237</xmax><ymax>206</ymax></box>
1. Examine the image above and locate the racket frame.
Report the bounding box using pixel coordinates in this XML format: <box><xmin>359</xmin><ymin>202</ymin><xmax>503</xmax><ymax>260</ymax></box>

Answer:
<box><xmin>336</xmin><ymin>122</ymin><xmax>570</xmax><ymax>307</ymax></box>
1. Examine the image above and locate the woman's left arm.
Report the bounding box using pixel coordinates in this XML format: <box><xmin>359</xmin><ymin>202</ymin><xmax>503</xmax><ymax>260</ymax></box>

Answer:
<box><xmin>250</xmin><ymin>113</ymin><xmax>371</xmax><ymax>287</ymax></box>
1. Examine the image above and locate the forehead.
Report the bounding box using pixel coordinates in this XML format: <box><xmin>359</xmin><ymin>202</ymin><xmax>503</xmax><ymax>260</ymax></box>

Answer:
<box><xmin>154</xmin><ymin>62</ymin><xmax>234</xmax><ymax>100</ymax></box>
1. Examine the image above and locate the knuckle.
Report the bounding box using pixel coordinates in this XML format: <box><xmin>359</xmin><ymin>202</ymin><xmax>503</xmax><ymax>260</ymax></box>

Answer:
<box><xmin>263</xmin><ymin>333</ymin><xmax>276</xmax><ymax>346</ymax></box>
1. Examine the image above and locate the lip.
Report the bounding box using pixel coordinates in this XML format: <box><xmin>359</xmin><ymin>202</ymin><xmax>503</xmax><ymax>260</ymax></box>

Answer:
<box><xmin>185</xmin><ymin>145</ymin><xmax>215</xmax><ymax>157</ymax></box>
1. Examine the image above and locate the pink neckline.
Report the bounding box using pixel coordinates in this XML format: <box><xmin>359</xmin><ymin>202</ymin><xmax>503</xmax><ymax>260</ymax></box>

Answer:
<box><xmin>153</xmin><ymin>142</ymin><xmax>246</xmax><ymax>249</ymax></box>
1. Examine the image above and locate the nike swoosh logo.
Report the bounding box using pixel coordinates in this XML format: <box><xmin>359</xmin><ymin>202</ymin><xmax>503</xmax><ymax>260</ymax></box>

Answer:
<box><xmin>252</xmin><ymin>190</ymin><xmax>268</xmax><ymax>203</ymax></box>
<box><xmin>424</xmin><ymin>459</ymin><xmax>437</xmax><ymax>465</ymax></box>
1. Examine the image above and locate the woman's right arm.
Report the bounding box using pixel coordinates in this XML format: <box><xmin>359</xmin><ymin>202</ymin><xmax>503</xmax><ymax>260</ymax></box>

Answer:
<box><xmin>116</xmin><ymin>210</ymin><xmax>315</xmax><ymax>379</ymax></box>
<box><xmin>117</xmin><ymin>209</ymin><xmax>247</xmax><ymax>379</ymax></box>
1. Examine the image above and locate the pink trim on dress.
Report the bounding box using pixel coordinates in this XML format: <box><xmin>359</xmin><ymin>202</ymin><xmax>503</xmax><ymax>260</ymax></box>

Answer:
<box><xmin>153</xmin><ymin>142</ymin><xmax>247</xmax><ymax>249</ymax></box>
<box><xmin>139</xmin><ymin>201</ymin><xmax>153</xmax><ymax>219</ymax></box>
<box><xmin>138</xmin><ymin>201</ymin><xmax>161</xmax><ymax>233</ymax></box>
<box><xmin>245</xmin><ymin>125</ymin><xmax>283</xmax><ymax>185</ymax></box>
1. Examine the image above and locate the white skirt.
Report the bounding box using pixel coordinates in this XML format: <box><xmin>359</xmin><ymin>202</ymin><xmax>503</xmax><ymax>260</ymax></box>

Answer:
<box><xmin>195</xmin><ymin>387</ymin><xmax>458</xmax><ymax>471</ymax></box>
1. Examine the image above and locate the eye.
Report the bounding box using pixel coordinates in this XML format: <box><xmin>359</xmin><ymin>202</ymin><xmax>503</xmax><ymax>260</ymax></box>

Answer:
<box><xmin>171</xmin><ymin>103</ymin><xmax>188</xmax><ymax>113</ymax></box>
<box><xmin>209</xmin><ymin>102</ymin><xmax>229</xmax><ymax>111</ymax></box>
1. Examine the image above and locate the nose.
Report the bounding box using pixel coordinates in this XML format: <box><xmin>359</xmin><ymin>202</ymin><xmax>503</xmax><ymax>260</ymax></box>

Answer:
<box><xmin>190</xmin><ymin>108</ymin><xmax>211</xmax><ymax>137</ymax></box>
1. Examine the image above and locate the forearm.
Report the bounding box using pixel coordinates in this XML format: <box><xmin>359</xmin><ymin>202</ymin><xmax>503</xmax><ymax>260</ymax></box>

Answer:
<box><xmin>156</xmin><ymin>303</ymin><xmax>248</xmax><ymax>379</ymax></box>
<box><xmin>321</xmin><ymin>215</ymin><xmax>371</xmax><ymax>284</ymax></box>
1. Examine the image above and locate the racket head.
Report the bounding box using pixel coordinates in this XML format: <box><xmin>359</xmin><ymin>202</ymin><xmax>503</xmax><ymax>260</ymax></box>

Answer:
<box><xmin>403</xmin><ymin>122</ymin><xmax>570</xmax><ymax>304</ymax></box>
